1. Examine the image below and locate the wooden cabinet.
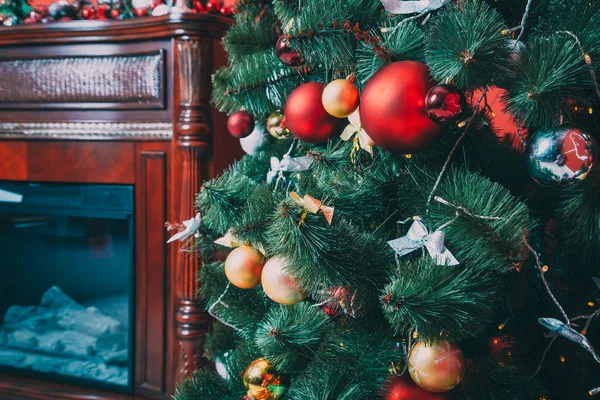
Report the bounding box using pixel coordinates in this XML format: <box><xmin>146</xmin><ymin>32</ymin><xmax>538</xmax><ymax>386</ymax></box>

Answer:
<box><xmin>0</xmin><ymin>14</ymin><xmax>243</xmax><ymax>399</ymax></box>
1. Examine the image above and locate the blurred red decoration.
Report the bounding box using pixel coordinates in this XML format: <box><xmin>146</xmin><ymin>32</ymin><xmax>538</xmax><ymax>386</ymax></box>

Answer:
<box><xmin>284</xmin><ymin>82</ymin><xmax>345</xmax><ymax>144</ymax></box>
<box><xmin>97</xmin><ymin>4</ymin><xmax>108</xmax><ymax>19</ymax></box>
<box><xmin>382</xmin><ymin>376</ymin><xmax>447</xmax><ymax>400</ymax></box>
<box><xmin>205</xmin><ymin>0</ymin><xmax>220</xmax><ymax>12</ymax></box>
<box><xmin>470</xmin><ymin>86</ymin><xmax>528</xmax><ymax>153</ymax></box>
<box><xmin>360</xmin><ymin>61</ymin><xmax>443</xmax><ymax>154</ymax></box>
<box><xmin>110</xmin><ymin>8</ymin><xmax>120</xmax><ymax>18</ymax></box>
<box><xmin>220</xmin><ymin>6</ymin><xmax>232</xmax><ymax>15</ymax></box>
<box><xmin>193</xmin><ymin>0</ymin><xmax>206</xmax><ymax>12</ymax></box>
<box><xmin>80</xmin><ymin>6</ymin><xmax>95</xmax><ymax>19</ymax></box>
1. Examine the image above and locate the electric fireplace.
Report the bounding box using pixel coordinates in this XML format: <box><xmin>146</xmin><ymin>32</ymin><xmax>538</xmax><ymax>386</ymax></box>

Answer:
<box><xmin>0</xmin><ymin>182</ymin><xmax>135</xmax><ymax>393</ymax></box>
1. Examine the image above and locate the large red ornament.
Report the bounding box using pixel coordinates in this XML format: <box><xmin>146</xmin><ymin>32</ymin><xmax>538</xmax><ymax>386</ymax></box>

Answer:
<box><xmin>227</xmin><ymin>111</ymin><xmax>255</xmax><ymax>138</ymax></box>
<box><xmin>360</xmin><ymin>61</ymin><xmax>443</xmax><ymax>153</ymax></box>
<box><xmin>382</xmin><ymin>376</ymin><xmax>447</xmax><ymax>400</ymax></box>
<box><xmin>284</xmin><ymin>82</ymin><xmax>345</xmax><ymax>144</ymax></box>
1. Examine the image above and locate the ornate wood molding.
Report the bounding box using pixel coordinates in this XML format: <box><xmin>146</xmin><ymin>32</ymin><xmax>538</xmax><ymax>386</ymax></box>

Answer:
<box><xmin>0</xmin><ymin>122</ymin><xmax>172</xmax><ymax>140</ymax></box>
<box><xmin>173</xmin><ymin>36</ymin><xmax>213</xmax><ymax>383</ymax></box>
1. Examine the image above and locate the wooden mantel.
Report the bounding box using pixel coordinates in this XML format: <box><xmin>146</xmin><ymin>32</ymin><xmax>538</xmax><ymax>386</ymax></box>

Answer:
<box><xmin>0</xmin><ymin>13</ymin><xmax>241</xmax><ymax>400</ymax></box>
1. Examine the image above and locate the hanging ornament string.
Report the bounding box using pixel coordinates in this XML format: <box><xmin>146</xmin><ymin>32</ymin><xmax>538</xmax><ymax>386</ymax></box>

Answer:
<box><xmin>512</xmin><ymin>0</ymin><xmax>535</xmax><ymax>47</ymax></box>
<box><xmin>522</xmin><ymin>235</ymin><xmax>569</xmax><ymax>323</ymax></box>
<box><xmin>555</xmin><ymin>30</ymin><xmax>600</xmax><ymax>103</ymax></box>
<box><xmin>207</xmin><ymin>282</ymin><xmax>244</xmax><ymax>334</ymax></box>
<box><xmin>426</xmin><ymin>87</ymin><xmax>489</xmax><ymax>211</ymax></box>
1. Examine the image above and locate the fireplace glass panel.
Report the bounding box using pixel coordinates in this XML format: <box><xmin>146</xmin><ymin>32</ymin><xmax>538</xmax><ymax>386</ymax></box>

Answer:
<box><xmin>0</xmin><ymin>182</ymin><xmax>134</xmax><ymax>392</ymax></box>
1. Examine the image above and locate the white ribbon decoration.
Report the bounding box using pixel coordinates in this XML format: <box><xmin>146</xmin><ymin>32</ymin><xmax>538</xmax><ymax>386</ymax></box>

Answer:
<box><xmin>340</xmin><ymin>108</ymin><xmax>375</xmax><ymax>157</ymax></box>
<box><xmin>387</xmin><ymin>219</ymin><xmax>459</xmax><ymax>266</ymax></box>
<box><xmin>167</xmin><ymin>213</ymin><xmax>201</xmax><ymax>243</ymax></box>
<box><xmin>380</xmin><ymin>0</ymin><xmax>450</xmax><ymax>14</ymax></box>
<box><xmin>266</xmin><ymin>155</ymin><xmax>313</xmax><ymax>184</ymax></box>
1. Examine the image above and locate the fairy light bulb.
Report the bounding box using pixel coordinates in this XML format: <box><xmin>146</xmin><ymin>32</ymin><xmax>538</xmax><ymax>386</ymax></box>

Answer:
<box><xmin>589</xmin><ymin>301</ymin><xmax>595</xmax><ymax>307</ymax></box>
<box><xmin>560</xmin><ymin>356</ymin><xmax>566</xmax><ymax>362</ymax></box>
<box><xmin>542</xmin><ymin>265</ymin><xmax>549</xmax><ymax>273</ymax></box>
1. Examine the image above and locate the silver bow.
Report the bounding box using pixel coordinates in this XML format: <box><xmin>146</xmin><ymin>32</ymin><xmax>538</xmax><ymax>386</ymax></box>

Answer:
<box><xmin>380</xmin><ymin>0</ymin><xmax>450</xmax><ymax>14</ymax></box>
<box><xmin>539</xmin><ymin>318</ymin><xmax>600</xmax><ymax>364</ymax></box>
<box><xmin>387</xmin><ymin>219</ymin><xmax>459</xmax><ymax>266</ymax></box>
<box><xmin>167</xmin><ymin>213</ymin><xmax>201</xmax><ymax>243</ymax></box>
<box><xmin>266</xmin><ymin>155</ymin><xmax>313</xmax><ymax>184</ymax></box>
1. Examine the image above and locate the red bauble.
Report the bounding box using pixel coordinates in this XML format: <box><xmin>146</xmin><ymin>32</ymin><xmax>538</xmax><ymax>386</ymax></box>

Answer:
<box><xmin>470</xmin><ymin>86</ymin><xmax>528</xmax><ymax>153</ymax></box>
<box><xmin>382</xmin><ymin>376</ymin><xmax>447</xmax><ymax>400</ymax></box>
<box><xmin>205</xmin><ymin>0</ymin><xmax>221</xmax><ymax>13</ymax></box>
<box><xmin>426</xmin><ymin>84</ymin><xmax>466</xmax><ymax>126</ymax></box>
<box><xmin>227</xmin><ymin>111</ymin><xmax>255</xmax><ymax>138</ymax></box>
<box><xmin>276</xmin><ymin>35</ymin><xmax>305</xmax><ymax>67</ymax></box>
<box><xmin>80</xmin><ymin>6</ymin><xmax>95</xmax><ymax>19</ymax></box>
<box><xmin>284</xmin><ymin>82</ymin><xmax>345</xmax><ymax>144</ymax></box>
<box><xmin>110</xmin><ymin>9</ymin><xmax>121</xmax><ymax>18</ymax></box>
<box><xmin>360</xmin><ymin>61</ymin><xmax>443</xmax><ymax>154</ymax></box>
<box><xmin>97</xmin><ymin>4</ymin><xmax>109</xmax><ymax>19</ymax></box>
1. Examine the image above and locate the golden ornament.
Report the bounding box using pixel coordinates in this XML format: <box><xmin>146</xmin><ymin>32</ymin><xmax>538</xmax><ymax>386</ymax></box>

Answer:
<box><xmin>408</xmin><ymin>340</ymin><xmax>465</xmax><ymax>393</ymax></box>
<box><xmin>224</xmin><ymin>245</ymin><xmax>266</xmax><ymax>289</ymax></box>
<box><xmin>266</xmin><ymin>110</ymin><xmax>291</xmax><ymax>140</ymax></box>
<box><xmin>243</xmin><ymin>357</ymin><xmax>288</xmax><ymax>400</ymax></box>
<box><xmin>322</xmin><ymin>78</ymin><xmax>360</xmax><ymax>118</ymax></box>
<box><xmin>261</xmin><ymin>256</ymin><xmax>307</xmax><ymax>305</ymax></box>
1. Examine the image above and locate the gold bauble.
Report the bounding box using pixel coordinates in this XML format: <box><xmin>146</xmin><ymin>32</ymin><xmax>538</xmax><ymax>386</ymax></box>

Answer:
<box><xmin>408</xmin><ymin>340</ymin><xmax>465</xmax><ymax>393</ymax></box>
<box><xmin>243</xmin><ymin>357</ymin><xmax>288</xmax><ymax>400</ymax></box>
<box><xmin>261</xmin><ymin>256</ymin><xmax>307</xmax><ymax>305</ymax></box>
<box><xmin>224</xmin><ymin>246</ymin><xmax>265</xmax><ymax>289</ymax></box>
<box><xmin>322</xmin><ymin>79</ymin><xmax>360</xmax><ymax>118</ymax></box>
<box><xmin>266</xmin><ymin>110</ymin><xmax>291</xmax><ymax>139</ymax></box>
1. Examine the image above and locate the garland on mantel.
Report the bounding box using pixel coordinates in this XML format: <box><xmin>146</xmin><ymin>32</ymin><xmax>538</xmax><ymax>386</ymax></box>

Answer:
<box><xmin>0</xmin><ymin>0</ymin><xmax>232</xmax><ymax>27</ymax></box>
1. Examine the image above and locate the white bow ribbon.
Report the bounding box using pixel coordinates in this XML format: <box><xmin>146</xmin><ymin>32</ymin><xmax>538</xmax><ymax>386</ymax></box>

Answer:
<box><xmin>167</xmin><ymin>213</ymin><xmax>201</xmax><ymax>243</ymax></box>
<box><xmin>387</xmin><ymin>219</ymin><xmax>459</xmax><ymax>266</ymax></box>
<box><xmin>380</xmin><ymin>0</ymin><xmax>450</xmax><ymax>14</ymax></box>
<box><xmin>266</xmin><ymin>155</ymin><xmax>313</xmax><ymax>184</ymax></box>
<box><xmin>340</xmin><ymin>108</ymin><xmax>374</xmax><ymax>157</ymax></box>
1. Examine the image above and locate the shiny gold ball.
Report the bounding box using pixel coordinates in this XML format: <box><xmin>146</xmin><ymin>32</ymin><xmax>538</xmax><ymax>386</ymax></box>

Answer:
<box><xmin>322</xmin><ymin>79</ymin><xmax>360</xmax><ymax>118</ymax></box>
<box><xmin>224</xmin><ymin>246</ymin><xmax>265</xmax><ymax>289</ymax></box>
<box><xmin>266</xmin><ymin>110</ymin><xmax>291</xmax><ymax>140</ymax></box>
<box><xmin>408</xmin><ymin>340</ymin><xmax>465</xmax><ymax>393</ymax></box>
<box><xmin>243</xmin><ymin>357</ymin><xmax>288</xmax><ymax>400</ymax></box>
<box><xmin>261</xmin><ymin>256</ymin><xmax>307</xmax><ymax>305</ymax></box>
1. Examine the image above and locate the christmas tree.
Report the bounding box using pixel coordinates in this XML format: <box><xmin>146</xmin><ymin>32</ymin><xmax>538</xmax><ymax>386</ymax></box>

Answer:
<box><xmin>171</xmin><ymin>0</ymin><xmax>600</xmax><ymax>398</ymax></box>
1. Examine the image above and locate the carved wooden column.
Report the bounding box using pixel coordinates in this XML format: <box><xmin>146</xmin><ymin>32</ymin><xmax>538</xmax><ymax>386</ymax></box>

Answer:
<box><xmin>173</xmin><ymin>36</ymin><xmax>213</xmax><ymax>383</ymax></box>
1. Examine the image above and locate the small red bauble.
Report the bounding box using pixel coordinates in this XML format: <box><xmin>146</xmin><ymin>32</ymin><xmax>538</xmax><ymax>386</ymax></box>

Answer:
<box><xmin>205</xmin><ymin>0</ymin><xmax>220</xmax><ymax>13</ymax></box>
<box><xmin>426</xmin><ymin>84</ymin><xmax>466</xmax><ymax>126</ymax></box>
<box><xmin>220</xmin><ymin>6</ymin><xmax>233</xmax><ymax>15</ymax></box>
<box><xmin>110</xmin><ymin>9</ymin><xmax>121</xmax><ymax>18</ymax></box>
<box><xmin>360</xmin><ymin>61</ymin><xmax>443</xmax><ymax>154</ymax></box>
<box><xmin>276</xmin><ymin>35</ymin><xmax>305</xmax><ymax>67</ymax></box>
<box><xmin>284</xmin><ymin>82</ymin><xmax>345</xmax><ymax>144</ymax></box>
<box><xmin>97</xmin><ymin>4</ymin><xmax>109</xmax><ymax>19</ymax></box>
<box><xmin>382</xmin><ymin>376</ymin><xmax>447</xmax><ymax>400</ymax></box>
<box><xmin>227</xmin><ymin>111</ymin><xmax>255</xmax><ymax>138</ymax></box>
<box><xmin>80</xmin><ymin>7</ymin><xmax>95</xmax><ymax>19</ymax></box>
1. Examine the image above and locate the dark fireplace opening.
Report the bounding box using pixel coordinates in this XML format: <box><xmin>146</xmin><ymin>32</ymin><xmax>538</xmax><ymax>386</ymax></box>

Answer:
<box><xmin>0</xmin><ymin>182</ymin><xmax>134</xmax><ymax>393</ymax></box>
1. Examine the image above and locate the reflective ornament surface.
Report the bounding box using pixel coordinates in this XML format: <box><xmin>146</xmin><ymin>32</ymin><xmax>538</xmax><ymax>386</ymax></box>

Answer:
<box><xmin>266</xmin><ymin>110</ymin><xmax>291</xmax><ymax>140</ymax></box>
<box><xmin>243</xmin><ymin>357</ymin><xmax>288</xmax><ymax>400</ymax></box>
<box><xmin>322</xmin><ymin>79</ymin><xmax>360</xmax><ymax>118</ymax></box>
<box><xmin>224</xmin><ymin>246</ymin><xmax>265</xmax><ymax>289</ymax></box>
<box><xmin>526</xmin><ymin>125</ymin><xmax>597</xmax><ymax>187</ymax></box>
<box><xmin>275</xmin><ymin>35</ymin><xmax>305</xmax><ymax>67</ymax></box>
<box><xmin>425</xmin><ymin>84</ymin><xmax>466</xmax><ymax>126</ymax></box>
<box><xmin>408</xmin><ymin>340</ymin><xmax>465</xmax><ymax>393</ymax></box>
<box><xmin>382</xmin><ymin>376</ymin><xmax>448</xmax><ymax>400</ymax></box>
<box><xmin>261</xmin><ymin>256</ymin><xmax>307</xmax><ymax>305</ymax></box>
<box><xmin>227</xmin><ymin>111</ymin><xmax>255</xmax><ymax>138</ymax></box>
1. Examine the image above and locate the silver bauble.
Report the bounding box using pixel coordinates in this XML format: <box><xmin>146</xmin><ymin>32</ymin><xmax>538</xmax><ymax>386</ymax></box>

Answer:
<box><xmin>240</xmin><ymin>124</ymin><xmax>270</xmax><ymax>155</ymax></box>
<box><xmin>526</xmin><ymin>125</ymin><xmax>597</xmax><ymax>187</ymax></box>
